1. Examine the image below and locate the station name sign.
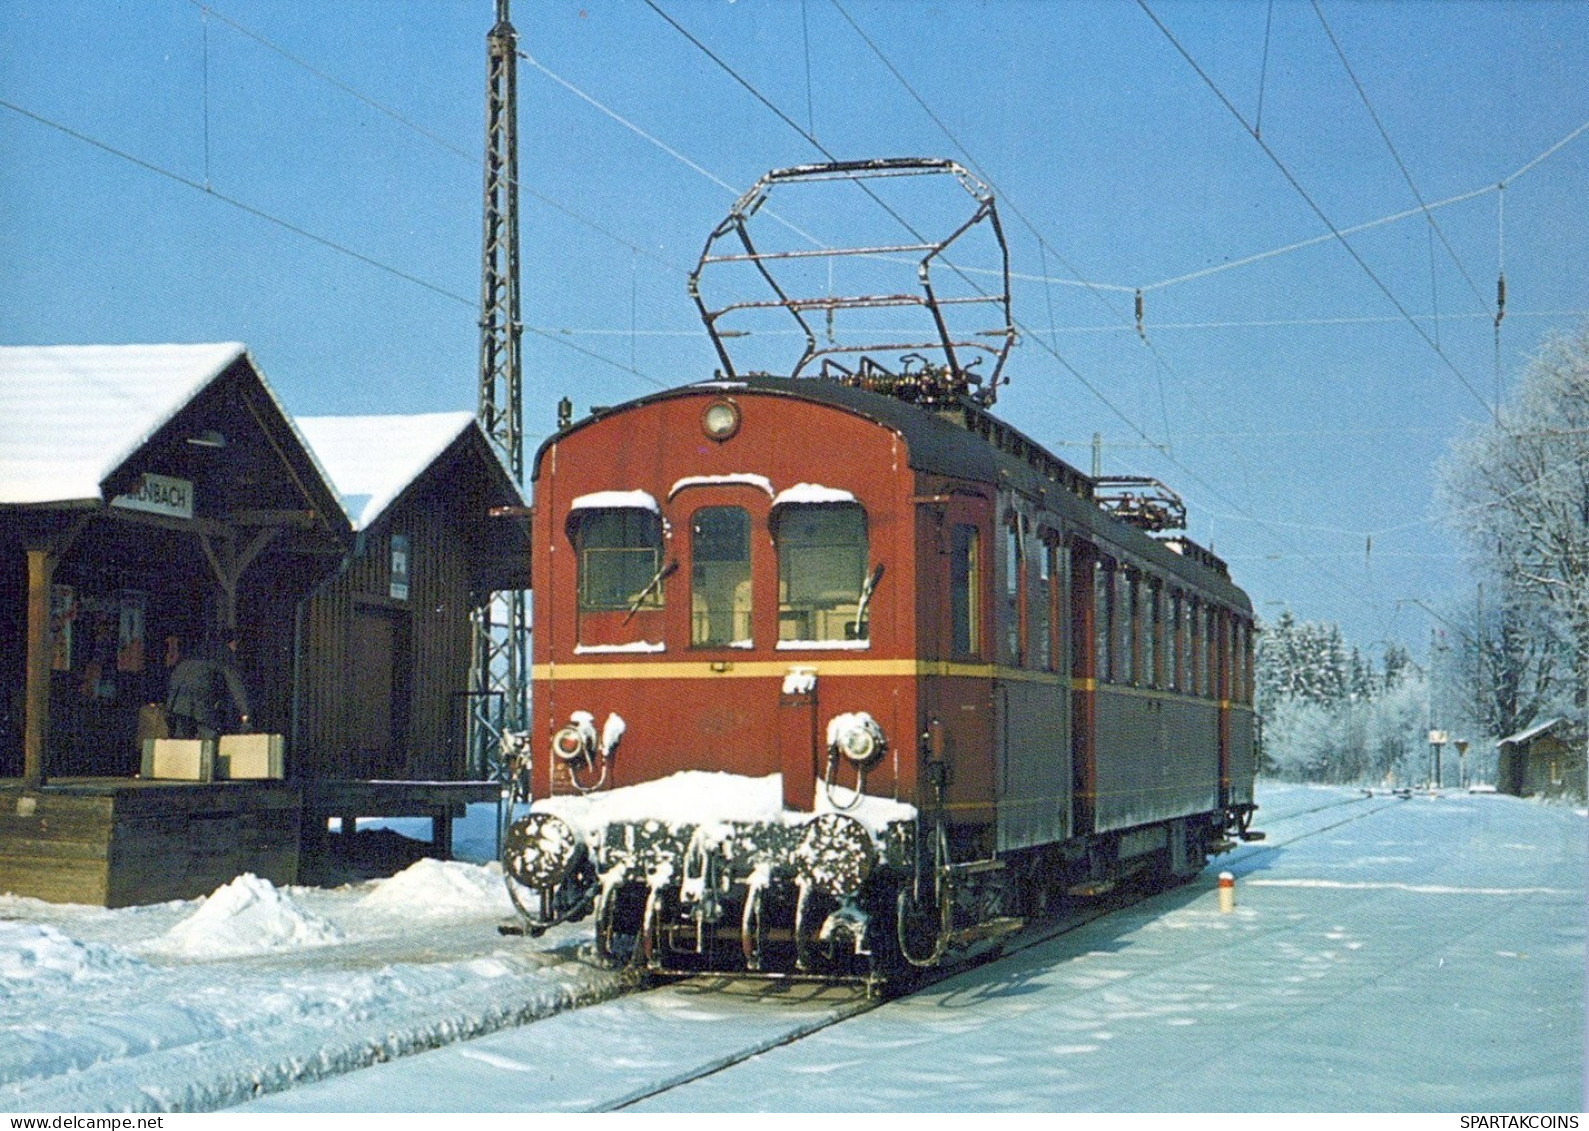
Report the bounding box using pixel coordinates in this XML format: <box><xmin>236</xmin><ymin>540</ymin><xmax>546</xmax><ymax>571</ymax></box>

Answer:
<box><xmin>112</xmin><ymin>473</ymin><xmax>194</xmax><ymax>520</ymax></box>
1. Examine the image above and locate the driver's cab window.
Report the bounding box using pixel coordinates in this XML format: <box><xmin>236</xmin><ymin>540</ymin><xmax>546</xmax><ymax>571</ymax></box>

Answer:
<box><xmin>776</xmin><ymin>502</ymin><xmax>869</xmax><ymax>646</ymax></box>
<box><xmin>568</xmin><ymin>500</ymin><xmax>666</xmax><ymax>649</ymax></box>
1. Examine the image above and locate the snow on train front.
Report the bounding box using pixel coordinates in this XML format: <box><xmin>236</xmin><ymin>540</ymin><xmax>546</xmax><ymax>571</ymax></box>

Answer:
<box><xmin>502</xmin><ymin>766</ymin><xmax>918</xmax><ymax>985</ymax></box>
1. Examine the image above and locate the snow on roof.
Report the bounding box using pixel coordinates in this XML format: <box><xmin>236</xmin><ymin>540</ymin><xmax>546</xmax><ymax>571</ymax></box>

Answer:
<box><xmin>1497</xmin><ymin>716</ymin><xmax>1569</xmax><ymax>748</ymax></box>
<box><xmin>296</xmin><ymin>412</ymin><xmax>485</xmax><ymax>530</ymax></box>
<box><xmin>771</xmin><ymin>482</ymin><xmax>857</xmax><ymax>506</ymax></box>
<box><xmin>0</xmin><ymin>342</ymin><xmax>247</xmax><ymax>505</ymax></box>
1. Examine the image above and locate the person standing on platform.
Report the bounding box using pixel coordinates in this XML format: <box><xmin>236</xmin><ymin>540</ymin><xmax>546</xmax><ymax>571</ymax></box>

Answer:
<box><xmin>165</xmin><ymin>631</ymin><xmax>251</xmax><ymax>741</ymax></box>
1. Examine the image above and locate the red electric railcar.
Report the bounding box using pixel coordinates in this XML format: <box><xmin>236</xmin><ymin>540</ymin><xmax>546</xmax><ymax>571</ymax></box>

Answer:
<box><xmin>501</xmin><ymin>161</ymin><xmax>1259</xmax><ymax>988</ymax></box>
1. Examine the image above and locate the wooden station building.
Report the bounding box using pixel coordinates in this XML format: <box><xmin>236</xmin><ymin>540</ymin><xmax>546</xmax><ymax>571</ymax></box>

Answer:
<box><xmin>0</xmin><ymin>344</ymin><xmax>529</xmax><ymax>906</ymax></box>
<box><xmin>1496</xmin><ymin>717</ymin><xmax>1586</xmax><ymax>803</ymax></box>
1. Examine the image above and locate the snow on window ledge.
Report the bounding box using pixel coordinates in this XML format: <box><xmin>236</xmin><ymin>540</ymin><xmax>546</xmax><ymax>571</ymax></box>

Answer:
<box><xmin>574</xmin><ymin>641</ymin><xmax>666</xmax><ymax>654</ymax></box>
<box><xmin>569</xmin><ymin>489</ymin><xmax>660</xmax><ymax>513</ymax></box>
<box><xmin>775</xmin><ymin>638</ymin><xmax>870</xmax><ymax>651</ymax></box>
<box><xmin>771</xmin><ymin>483</ymin><xmax>857</xmax><ymax>507</ymax></box>
<box><xmin>668</xmin><ymin>474</ymin><xmax>775</xmax><ymax>499</ymax></box>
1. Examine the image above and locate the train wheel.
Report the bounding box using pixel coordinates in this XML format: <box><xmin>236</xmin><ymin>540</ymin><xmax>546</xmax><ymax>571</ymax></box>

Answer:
<box><xmin>595</xmin><ymin>883</ymin><xmax>644</xmax><ymax>967</ymax></box>
<box><xmin>895</xmin><ymin>885</ymin><xmax>944</xmax><ymax>968</ymax></box>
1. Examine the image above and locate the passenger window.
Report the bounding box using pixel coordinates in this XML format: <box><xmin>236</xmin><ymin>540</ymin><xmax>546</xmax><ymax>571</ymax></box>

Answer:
<box><xmin>1168</xmin><ymin>591</ymin><xmax>1182</xmax><ymax>692</ymax></box>
<box><xmin>950</xmin><ymin>523</ymin><xmax>982</xmax><ymax>658</ymax></box>
<box><xmin>572</xmin><ymin>506</ymin><xmax>664</xmax><ymax>611</ymax></box>
<box><xmin>1094</xmin><ymin>560</ymin><xmax>1112</xmax><ymax>682</ymax></box>
<box><xmin>1033</xmin><ymin>539</ymin><xmax>1053</xmax><ymax>672</ymax></box>
<box><xmin>1116</xmin><ymin>569</ymin><xmax>1134</xmax><ymax>686</ymax></box>
<box><xmin>1145</xmin><ymin>579</ymin><xmax>1160</xmax><ymax>689</ymax></box>
<box><xmin>1004</xmin><ymin>520</ymin><xmax>1024</xmax><ymax>666</ymax></box>
<box><xmin>777</xmin><ymin>503</ymin><xmax>868</xmax><ymax>644</ymax></box>
<box><xmin>691</xmin><ymin>506</ymin><xmax>751</xmax><ymax>647</ymax></box>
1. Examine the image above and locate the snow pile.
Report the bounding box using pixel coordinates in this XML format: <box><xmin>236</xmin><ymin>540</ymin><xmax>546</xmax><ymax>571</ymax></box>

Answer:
<box><xmin>149</xmin><ymin>874</ymin><xmax>342</xmax><ymax>958</ymax></box>
<box><xmin>534</xmin><ymin>770</ymin><xmax>917</xmax><ymax>840</ymax></box>
<box><xmin>814</xmin><ymin>783</ymin><xmax>917</xmax><ymax>832</ymax></box>
<box><xmin>360</xmin><ymin>858</ymin><xmax>512</xmax><ymax>917</ymax></box>
<box><xmin>0</xmin><ymin>921</ymin><xmax>138</xmax><ymax>985</ymax></box>
<box><xmin>533</xmin><ymin>771</ymin><xmax>790</xmax><ymax>832</ymax></box>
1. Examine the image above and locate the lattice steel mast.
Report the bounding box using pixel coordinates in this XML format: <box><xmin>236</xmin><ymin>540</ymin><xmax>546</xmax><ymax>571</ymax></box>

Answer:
<box><xmin>470</xmin><ymin>0</ymin><xmax>529</xmax><ymax>774</ymax></box>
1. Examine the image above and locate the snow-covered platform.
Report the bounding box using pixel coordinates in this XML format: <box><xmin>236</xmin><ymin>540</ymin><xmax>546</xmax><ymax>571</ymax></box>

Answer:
<box><xmin>2</xmin><ymin>783</ymin><xmax>1582</xmax><ymax>1113</ymax></box>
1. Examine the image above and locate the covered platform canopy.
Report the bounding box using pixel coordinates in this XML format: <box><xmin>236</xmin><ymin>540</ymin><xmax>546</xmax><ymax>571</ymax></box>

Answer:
<box><xmin>0</xmin><ymin>342</ymin><xmax>350</xmax><ymax>786</ymax></box>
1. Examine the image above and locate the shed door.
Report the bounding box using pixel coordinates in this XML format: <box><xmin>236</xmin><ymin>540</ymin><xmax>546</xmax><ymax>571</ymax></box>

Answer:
<box><xmin>350</xmin><ymin>606</ymin><xmax>411</xmax><ymax>777</ymax></box>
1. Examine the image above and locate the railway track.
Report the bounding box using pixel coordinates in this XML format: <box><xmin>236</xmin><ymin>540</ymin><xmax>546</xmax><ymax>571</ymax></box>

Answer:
<box><xmin>600</xmin><ymin>789</ymin><xmax>1401</xmax><ymax>1112</ymax></box>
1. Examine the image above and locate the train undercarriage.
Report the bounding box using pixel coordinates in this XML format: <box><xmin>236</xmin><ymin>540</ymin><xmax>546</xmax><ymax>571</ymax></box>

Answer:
<box><xmin>501</xmin><ymin>801</ymin><xmax>1262</xmax><ymax>992</ymax></box>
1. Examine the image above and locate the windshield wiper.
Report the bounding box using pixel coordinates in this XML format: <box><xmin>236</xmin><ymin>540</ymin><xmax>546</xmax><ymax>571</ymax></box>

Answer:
<box><xmin>623</xmin><ymin>558</ymin><xmax>677</xmax><ymax>623</ymax></box>
<box><xmin>853</xmin><ymin>562</ymin><xmax>885</xmax><ymax>636</ymax></box>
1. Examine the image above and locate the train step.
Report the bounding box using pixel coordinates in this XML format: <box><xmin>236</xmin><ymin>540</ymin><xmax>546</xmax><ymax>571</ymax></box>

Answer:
<box><xmin>943</xmin><ymin>916</ymin><xmax>1025</xmax><ymax>950</ymax></box>
<box><xmin>1067</xmin><ymin>879</ymin><xmax>1116</xmax><ymax>898</ymax></box>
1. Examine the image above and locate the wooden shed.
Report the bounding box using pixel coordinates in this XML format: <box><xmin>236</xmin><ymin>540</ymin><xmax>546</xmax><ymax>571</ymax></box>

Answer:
<box><xmin>1496</xmin><ymin>717</ymin><xmax>1586</xmax><ymax>803</ymax></box>
<box><xmin>0</xmin><ymin>343</ymin><xmax>350</xmax><ymax>905</ymax></box>
<box><xmin>292</xmin><ymin>413</ymin><xmax>530</xmax><ymax>858</ymax></box>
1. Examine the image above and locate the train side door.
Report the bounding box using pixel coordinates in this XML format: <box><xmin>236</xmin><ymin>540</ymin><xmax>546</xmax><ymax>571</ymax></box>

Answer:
<box><xmin>1069</xmin><ymin>538</ymin><xmax>1097</xmax><ymax>836</ymax></box>
<box><xmin>921</xmin><ymin>491</ymin><xmax>996</xmax><ymax>843</ymax></box>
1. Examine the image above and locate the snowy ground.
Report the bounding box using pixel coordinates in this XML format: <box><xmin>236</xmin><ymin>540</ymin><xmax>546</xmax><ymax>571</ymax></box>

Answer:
<box><xmin>1</xmin><ymin>783</ymin><xmax>1582</xmax><ymax>1113</ymax></box>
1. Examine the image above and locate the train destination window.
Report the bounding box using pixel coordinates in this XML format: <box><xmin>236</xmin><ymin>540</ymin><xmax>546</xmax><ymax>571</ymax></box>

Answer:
<box><xmin>571</xmin><ymin>505</ymin><xmax>664</xmax><ymax>612</ymax></box>
<box><xmin>776</xmin><ymin>502</ymin><xmax>869</xmax><ymax>645</ymax></box>
<box><xmin>950</xmin><ymin>523</ymin><xmax>982</xmax><ymax>658</ymax></box>
<box><xmin>691</xmin><ymin>506</ymin><xmax>751</xmax><ymax>647</ymax></box>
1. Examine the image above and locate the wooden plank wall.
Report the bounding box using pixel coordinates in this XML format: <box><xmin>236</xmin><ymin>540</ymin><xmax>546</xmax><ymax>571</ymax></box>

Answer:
<box><xmin>295</xmin><ymin>469</ymin><xmax>475</xmax><ymax>782</ymax></box>
<box><xmin>0</xmin><ymin>787</ymin><xmax>113</xmax><ymax>904</ymax></box>
<box><xmin>0</xmin><ymin>782</ymin><xmax>300</xmax><ymax>907</ymax></box>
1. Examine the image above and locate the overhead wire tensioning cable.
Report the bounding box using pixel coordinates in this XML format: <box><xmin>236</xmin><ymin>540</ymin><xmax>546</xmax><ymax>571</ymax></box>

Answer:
<box><xmin>1137</xmin><ymin>0</ymin><xmax>1502</xmax><ymax>426</ymax></box>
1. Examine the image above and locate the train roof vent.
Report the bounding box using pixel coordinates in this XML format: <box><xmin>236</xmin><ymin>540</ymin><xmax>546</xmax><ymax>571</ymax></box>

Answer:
<box><xmin>1093</xmin><ymin>476</ymin><xmax>1186</xmax><ymax>533</ymax></box>
<box><xmin>690</xmin><ymin>158</ymin><xmax>1016</xmax><ymax>408</ymax></box>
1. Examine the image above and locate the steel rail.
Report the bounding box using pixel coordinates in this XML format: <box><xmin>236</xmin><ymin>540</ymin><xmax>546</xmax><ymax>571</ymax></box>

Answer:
<box><xmin>599</xmin><ymin>791</ymin><xmax>1397</xmax><ymax>1111</ymax></box>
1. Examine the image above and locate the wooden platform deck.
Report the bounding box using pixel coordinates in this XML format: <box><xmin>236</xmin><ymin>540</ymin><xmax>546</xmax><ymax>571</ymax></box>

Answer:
<box><xmin>0</xmin><ymin>778</ymin><xmax>301</xmax><ymax>908</ymax></box>
<box><xmin>1</xmin><ymin>777</ymin><xmax>502</xmax><ymax>907</ymax></box>
<box><xmin>302</xmin><ymin>779</ymin><xmax>501</xmax><ymax>858</ymax></box>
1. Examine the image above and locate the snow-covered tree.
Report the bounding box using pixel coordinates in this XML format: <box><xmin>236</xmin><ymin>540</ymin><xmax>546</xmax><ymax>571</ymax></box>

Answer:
<box><xmin>1439</xmin><ymin>321</ymin><xmax>1589</xmax><ymax>734</ymax></box>
<box><xmin>1256</xmin><ymin>614</ymin><xmax>1426</xmax><ymax>783</ymax></box>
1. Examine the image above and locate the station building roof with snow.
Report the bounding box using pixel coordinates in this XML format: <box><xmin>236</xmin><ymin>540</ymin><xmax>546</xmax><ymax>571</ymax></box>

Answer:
<box><xmin>1495</xmin><ymin>717</ymin><xmax>1584</xmax><ymax>803</ymax></box>
<box><xmin>0</xmin><ymin>343</ymin><xmax>529</xmax><ymax>905</ymax></box>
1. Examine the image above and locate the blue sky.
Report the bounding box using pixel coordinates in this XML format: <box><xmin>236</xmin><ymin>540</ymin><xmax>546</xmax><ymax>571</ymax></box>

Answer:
<box><xmin>3</xmin><ymin>0</ymin><xmax>1586</xmax><ymax>661</ymax></box>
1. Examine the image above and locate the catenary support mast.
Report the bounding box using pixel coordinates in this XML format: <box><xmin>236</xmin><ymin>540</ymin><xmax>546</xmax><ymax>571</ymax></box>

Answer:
<box><xmin>470</xmin><ymin>0</ymin><xmax>529</xmax><ymax>775</ymax></box>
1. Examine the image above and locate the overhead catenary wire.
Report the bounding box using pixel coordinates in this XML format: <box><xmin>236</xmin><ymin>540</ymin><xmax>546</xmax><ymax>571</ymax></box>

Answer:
<box><xmin>818</xmin><ymin>0</ymin><xmax>1510</xmax><ymax>633</ymax></box>
<box><xmin>192</xmin><ymin>0</ymin><xmax>693</xmax><ymax>279</ymax></box>
<box><xmin>813</xmin><ymin>7</ymin><xmax>1388</xmax><ymax>623</ymax></box>
<box><xmin>1136</xmin><ymin>0</ymin><xmax>1502</xmax><ymax>426</ymax></box>
<box><xmin>0</xmin><ymin>97</ymin><xmax>671</xmax><ymax>391</ymax></box>
<box><xmin>1310</xmin><ymin>0</ymin><xmax>1488</xmax><ymax>314</ymax></box>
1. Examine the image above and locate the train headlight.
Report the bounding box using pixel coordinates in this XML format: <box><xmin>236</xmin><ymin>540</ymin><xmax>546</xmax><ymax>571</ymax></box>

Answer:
<box><xmin>793</xmin><ymin>812</ymin><xmax>877</xmax><ymax>896</ymax></box>
<box><xmin>552</xmin><ymin>712</ymin><xmax>598</xmax><ymax>763</ymax></box>
<box><xmin>504</xmin><ymin>812</ymin><xmax>581</xmax><ymax>889</ymax></box>
<box><xmin>701</xmin><ymin>398</ymin><xmax>741</xmax><ymax>441</ymax></box>
<box><xmin>827</xmin><ymin>711</ymin><xmax>887</xmax><ymax>768</ymax></box>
